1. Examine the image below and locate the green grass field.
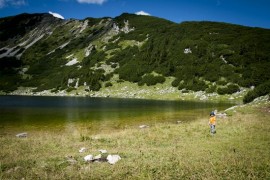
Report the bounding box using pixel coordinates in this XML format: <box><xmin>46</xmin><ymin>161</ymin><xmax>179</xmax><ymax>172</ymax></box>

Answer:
<box><xmin>0</xmin><ymin>98</ymin><xmax>269</xmax><ymax>179</ymax></box>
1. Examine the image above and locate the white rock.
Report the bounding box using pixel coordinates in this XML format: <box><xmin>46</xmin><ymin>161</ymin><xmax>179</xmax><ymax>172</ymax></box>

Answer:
<box><xmin>99</xmin><ymin>149</ymin><xmax>108</xmax><ymax>154</ymax></box>
<box><xmin>79</xmin><ymin>147</ymin><xmax>87</xmax><ymax>153</ymax></box>
<box><xmin>107</xmin><ymin>155</ymin><xmax>121</xmax><ymax>165</ymax></box>
<box><xmin>184</xmin><ymin>48</ymin><xmax>192</xmax><ymax>54</ymax></box>
<box><xmin>16</xmin><ymin>132</ymin><xmax>27</xmax><ymax>138</ymax></box>
<box><xmin>66</xmin><ymin>54</ymin><xmax>73</xmax><ymax>59</ymax></box>
<box><xmin>59</xmin><ymin>41</ymin><xmax>70</xmax><ymax>49</ymax></box>
<box><xmin>94</xmin><ymin>154</ymin><xmax>102</xmax><ymax>160</ymax></box>
<box><xmin>139</xmin><ymin>125</ymin><xmax>149</xmax><ymax>129</ymax></box>
<box><xmin>65</xmin><ymin>58</ymin><xmax>78</xmax><ymax>66</ymax></box>
<box><xmin>84</xmin><ymin>154</ymin><xmax>93</xmax><ymax>162</ymax></box>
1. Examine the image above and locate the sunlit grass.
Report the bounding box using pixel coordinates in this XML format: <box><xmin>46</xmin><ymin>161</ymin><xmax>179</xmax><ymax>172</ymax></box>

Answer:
<box><xmin>0</xmin><ymin>101</ymin><xmax>269</xmax><ymax>179</ymax></box>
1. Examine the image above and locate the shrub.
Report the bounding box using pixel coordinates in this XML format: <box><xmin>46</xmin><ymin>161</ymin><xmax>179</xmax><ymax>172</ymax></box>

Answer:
<box><xmin>66</xmin><ymin>87</ymin><xmax>76</xmax><ymax>92</ymax></box>
<box><xmin>243</xmin><ymin>81</ymin><xmax>270</xmax><ymax>103</ymax></box>
<box><xmin>139</xmin><ymin>74</ymin><xmax>166</xmax><ymax>86</ymax></box>
<box><xmin>206</xmin><ymin>85</ymin><xmax>217</xmax><ymax>93</ymax></box>
<box><xmin>185</xmin><ymin>79</ymin><xmax>208</xmax><ymax>91</ymax></box>
<box><xmin>171</xmin><ymin>78</ymin><xmax>180</xmax><ymax>87</ymax></box>
<box><xmin>217</xmin><ymin>84</ymin><xmax>240</xmax><ymax>95</ymax></box>
<box><xmin>217</xmin><ymin>80</ymin><xmax>227</xmax><ymax>86</ymax></box>
<box><xmin>105</xmin><ymin>82</ymin><xmax>113</xmax><ymax>87</ymax></box>
<box><xmin>178</xmin><ymin>83</ymin><xmax>185</xmax><ymax>90</ymax></box>
<box><xmin>89</xmin><ymin>81</ymin><xmax>101</xmax><ymax>91</ymax></box>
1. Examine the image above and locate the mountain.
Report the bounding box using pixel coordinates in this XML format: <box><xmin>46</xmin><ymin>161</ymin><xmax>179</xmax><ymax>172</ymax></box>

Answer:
<box><xmin>0</xmin><ymin>13</ymin><xmax>269</xmax><ymax>103</ymax></box>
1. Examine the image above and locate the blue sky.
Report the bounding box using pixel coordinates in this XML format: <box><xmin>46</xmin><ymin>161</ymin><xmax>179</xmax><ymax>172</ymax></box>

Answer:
<box><xmin>0</xmin><ymin>0</ymin><xmax>269</xmax><ymax>29</ymax></box>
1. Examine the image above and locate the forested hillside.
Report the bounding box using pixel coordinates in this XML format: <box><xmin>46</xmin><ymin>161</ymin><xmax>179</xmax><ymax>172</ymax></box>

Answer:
<box><xmin>0</xmin><ymin>13</ymin><xmax>269</xmax><ymax>102</ymax></box>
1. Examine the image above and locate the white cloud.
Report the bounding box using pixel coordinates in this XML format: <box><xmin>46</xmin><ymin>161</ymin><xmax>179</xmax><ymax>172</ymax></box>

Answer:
<box><xmin>0</xmin><ymin>0</ymin><xmax>26</xmax><ymax>8</ymax></box>
<box><xmin>77</xmin><ymin>0</ymin><xmax>106</xmax><ymax>5</ymax></box>
<box><xmin>135</xmin><ymin>11</ymin><xmax>151</xmax><ymax>16</ymax></box>
<box><xmin>49</xmin><ymin>11</ymin><xmax>65</xmax><ymax>19</ymax></box>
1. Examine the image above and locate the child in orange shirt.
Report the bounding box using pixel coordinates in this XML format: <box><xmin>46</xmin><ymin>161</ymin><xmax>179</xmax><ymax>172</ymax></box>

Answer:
<box><xmin>209</xmin><ymin>111</ymin><xmax>216</xmax><ymax>134</ymax></box>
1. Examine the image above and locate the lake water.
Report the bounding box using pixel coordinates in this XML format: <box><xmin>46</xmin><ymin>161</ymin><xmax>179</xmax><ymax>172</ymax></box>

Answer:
<box><xmin>0</xmin><ymin>96</ymin><xmax>234</xmax><ymax>134</ymax></box>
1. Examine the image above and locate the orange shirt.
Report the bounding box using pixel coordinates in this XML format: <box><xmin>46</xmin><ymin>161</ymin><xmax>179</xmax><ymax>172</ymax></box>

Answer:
<box><xmin>209</xmin><ymin>116</ymin><xmax>216</xmax><ymax>125</ymax></box>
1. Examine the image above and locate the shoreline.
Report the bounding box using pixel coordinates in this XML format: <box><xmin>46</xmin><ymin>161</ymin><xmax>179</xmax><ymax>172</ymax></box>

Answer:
<box><xmin>1</xmin><ymin>84</ymin><xmax>246</xmax><ymax>103</ymax></box>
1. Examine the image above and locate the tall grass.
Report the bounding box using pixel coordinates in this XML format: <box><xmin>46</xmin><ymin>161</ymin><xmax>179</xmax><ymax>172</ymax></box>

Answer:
<box><xmin>0</xmin><ymin>105</ymin><xmax>269</xmax><ymax>179</ymax></box>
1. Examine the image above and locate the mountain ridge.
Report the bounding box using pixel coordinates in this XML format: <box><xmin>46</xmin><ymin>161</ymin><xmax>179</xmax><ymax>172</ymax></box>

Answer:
<box><xmin>0</xmin><ymin>13</ymin><xmax>269</xmax><ymax>103</ymax></box>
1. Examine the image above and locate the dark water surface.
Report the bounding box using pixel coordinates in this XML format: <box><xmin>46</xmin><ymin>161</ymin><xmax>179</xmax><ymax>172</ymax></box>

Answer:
<box><xmin>0</xmin><ymin>96</ymin><xmax>234</xmax><ymax>133</ymax></box>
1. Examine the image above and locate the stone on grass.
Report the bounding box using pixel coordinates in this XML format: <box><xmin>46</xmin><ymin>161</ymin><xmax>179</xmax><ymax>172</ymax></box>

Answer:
<box><xmin>107</xmin><ymin>155</ymin><xmax>121</xmax><ymax>165</ymax></box>
<box><xmin>84</xmin><ymin>155</ymin><xmax>94</xmax><ymax>162</ymax></box>
<box><xmin>99</xmin><ymin>149</ymin><xmax>107</xmax><ymax>154</ymax></box>
<box><xmin>139</xmin><ymin>125</ymin><xmax>149</xmax><ymax>129</ymax></box>
<box><xmin>16</xmin><ymin>132</ymin><xmax>27</xmax><ymax>138</ymax></box>
<box><xmin>79</xmin><ymin>147</ymin><xmax>87</xmax><ymax>153</ymax></box>
<box><xmin>94</xmin><ymin>154</ymin><xmax>102</xmax><ymax>160</ymax></box>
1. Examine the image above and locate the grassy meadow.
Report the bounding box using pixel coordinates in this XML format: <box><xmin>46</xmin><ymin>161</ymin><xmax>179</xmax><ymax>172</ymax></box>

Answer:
<box><xmin>0</xmin><ymin>98</ymin><xmax>269</xmax><ymax>179</ymax></box>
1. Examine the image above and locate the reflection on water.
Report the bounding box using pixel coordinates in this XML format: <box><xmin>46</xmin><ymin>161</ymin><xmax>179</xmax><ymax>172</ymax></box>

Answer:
<box><xmin>0</xmin><ymin>96</ymin><xmax>234</xmax><ymax>133</ymax></box>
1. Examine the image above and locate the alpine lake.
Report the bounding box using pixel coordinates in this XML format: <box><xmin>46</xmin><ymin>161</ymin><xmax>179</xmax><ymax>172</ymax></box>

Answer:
<box><xmin>0</xmin><ymin>95</ymin><xmax>235</xmax><ymax>135</ymax></box>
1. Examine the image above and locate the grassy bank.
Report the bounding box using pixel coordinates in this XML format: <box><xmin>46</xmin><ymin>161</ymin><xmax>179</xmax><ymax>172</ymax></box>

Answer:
<box><xmin>5</xmin><ymin>76</ymin><xmax>247</xmax><ymax>103</ymax></box>
<box><xmin>0</xmin><ymin>99</ymin><xmax>269</xmax><ymax>179</ymax></box>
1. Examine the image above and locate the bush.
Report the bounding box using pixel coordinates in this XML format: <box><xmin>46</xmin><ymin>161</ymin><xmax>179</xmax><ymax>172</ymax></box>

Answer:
<box><xmin>206</xmin><ymin>85</ymin><xmax>217</xmax><ymax>93</ymax></box>
<box><xmin>178</xmin><ymin>83</ymin><xmax>185</xmax><ymax>90</ymax></box>
<box><xmin>217</xmin><ymin>80</ymin><xmax>227</xmax><ymax>86</ymax></box>
<box><xmin>185</xmin><ymin>79</ymin><xmax>208</xmax><ymax>92</ymax></box>
<box><xmin>171</xmin><ymin>78</ymin><xmax>180</xmax><ymax>87</ymax></box>
<box><xmin>66</xmin><ymin>87</ymin><xmax>76</xmax><ymax>92</ymax></box>
<box><xmin>243</xmin><ymin>81</ymin><xmax>270</xmax><ymax>103</ymax></box>
<box><xmin>217</xmin><ymin>84</ymin><xmax>240</xmax><ymax>95</ymax></box>
<box><xmin>111</xmin><ymin>63</ymin><xmax>118</xmax><ymax>68</ymax></box>
<box><xmin>104</xmin><ymin>73</ymin><xmax>113</xmax><ymax>81</ymax></box>
<box><xmin>139</xmin><ymin>74</ymin><xmax>166</xmax><ymax>86</ymax></box>
<box><xmin>89</xmin><ymin>81</ymin><xmax>101</xmax><ymax>91</ymax></box>
<box><xmin>105</xmin><ymin>82</ymin><xmax>113</xmax><ymax>87</ymax></box>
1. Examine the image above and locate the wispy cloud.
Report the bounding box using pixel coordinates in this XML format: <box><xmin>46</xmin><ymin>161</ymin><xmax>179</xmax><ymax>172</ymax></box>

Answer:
<box><xmin>77</xmin><ymin>0</ymin><xmax>107</xmax><ymax>5</ymax></box>
<box><xmin>0</xmin><ymin>0</ymin><xmax>26</xmax><ymax>8</ymax></box>
<box><xmin>135</xmin><ymin>11</ymin><xmax>151</xmax><ymax>16</ymax></box>
<box><xmin>49</xmin><ymin>11</ymin><xmax>65</xmax><ymax>19</ymax></box>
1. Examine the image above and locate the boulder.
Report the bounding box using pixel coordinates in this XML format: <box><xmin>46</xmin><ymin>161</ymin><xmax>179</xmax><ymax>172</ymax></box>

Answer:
<box><xmin>139</xmin><ymin>125</ymin><xmax>149</xmax><ymax>129</ymax></box>
<box><xmin>107</xmin><ymin>155</ymin><xmax>121</xmax><ymax>165</ymax></box>
<box><xmin>16</xmin><ymin>132</ymin><xmax>27</xmax><ymax>138</ymax></box>
<box><xmin>99</xmin><ymin>149</ymin><xmax>107</xmax><ymax>154</ymax></box>
<box><xmin>84</xmin><ymin>154</ymin><xmax>93</xmax><ymax>162</ymax></box>
<box><xmin>94</xmin><ymin>154</ymin><xmax>102</xmax><ymax>160</ymax></box>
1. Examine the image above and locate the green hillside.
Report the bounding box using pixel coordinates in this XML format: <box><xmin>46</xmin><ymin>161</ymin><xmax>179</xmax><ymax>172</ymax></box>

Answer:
<box><xmin>0</xmin><ymin>13</ymin><xmax>269</xmax><ymax>102</ymax></box>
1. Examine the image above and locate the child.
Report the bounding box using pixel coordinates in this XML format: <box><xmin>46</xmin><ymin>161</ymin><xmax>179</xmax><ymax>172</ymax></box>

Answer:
<box><xmin>209</xmin><ymin>111</ymin><xmax>216</xmax><ymax>135</ymax></box>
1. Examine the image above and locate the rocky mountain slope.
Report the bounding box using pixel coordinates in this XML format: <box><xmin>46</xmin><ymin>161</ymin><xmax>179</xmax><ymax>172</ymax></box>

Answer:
<box><xmin>0</xmin><ymin>13</ymin><xmax>269</xmax><ymax>102</ymax></box>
